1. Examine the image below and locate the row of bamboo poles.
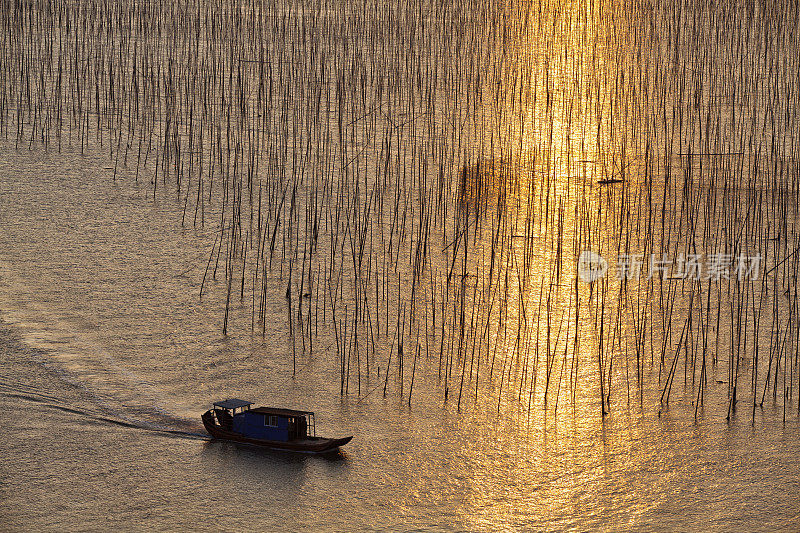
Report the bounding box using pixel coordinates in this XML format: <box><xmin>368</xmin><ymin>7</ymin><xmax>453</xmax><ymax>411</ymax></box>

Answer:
<box><xmin>1</xmin><ymin>0</ymin><xmax>798</xmax><ymax>422</ymax></box>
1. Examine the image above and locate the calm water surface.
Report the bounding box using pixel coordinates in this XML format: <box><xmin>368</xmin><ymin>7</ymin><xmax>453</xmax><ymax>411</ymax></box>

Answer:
<box><xmin>0</xmin><ymin>145</ymin><xmax>798</xmax><ymax>531</ymax></box>
<box><xmin>2</xmin><ymin>0</ymin><xmax>800</xmax><ymax>530</ymax></box>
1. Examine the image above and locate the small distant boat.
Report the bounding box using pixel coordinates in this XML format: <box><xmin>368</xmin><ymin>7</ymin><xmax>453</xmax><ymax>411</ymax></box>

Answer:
<box><xmin>202</xmin><ymin>398</ymin><xmax>352</xmax><ymax>453</ymax></box>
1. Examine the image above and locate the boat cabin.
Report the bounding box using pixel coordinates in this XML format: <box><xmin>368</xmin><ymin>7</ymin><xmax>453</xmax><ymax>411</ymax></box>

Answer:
<box><xmin>212</xmin><ymin>398</ymin><xmax>316</xmax><ymax>442</ymax></box>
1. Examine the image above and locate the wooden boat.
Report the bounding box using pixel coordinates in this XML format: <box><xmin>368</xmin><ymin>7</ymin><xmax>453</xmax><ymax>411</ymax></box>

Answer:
<box><xmin>202</xmin><ymin>398</ymin><xmax>352</xmax><ymax>453</ymax></box>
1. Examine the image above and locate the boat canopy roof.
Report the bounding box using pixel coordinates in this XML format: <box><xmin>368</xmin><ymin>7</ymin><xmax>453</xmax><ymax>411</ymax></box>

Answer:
<box><xmin>213</xmin><ymin>398</ymin><xmax>253</xmax><ymax>410</ymax></box>
<box><xmin>251</xmin><ymin>406</ymin><xmax>313</xmax><ymax>418</ymax></box>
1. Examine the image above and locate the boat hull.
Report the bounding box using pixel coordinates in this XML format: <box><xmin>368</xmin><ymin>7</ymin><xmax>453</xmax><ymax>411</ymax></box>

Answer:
<box><xmin>201</xmin><ymin>410</ymin><xmax>352</xmax><ymax>453</ymax></box>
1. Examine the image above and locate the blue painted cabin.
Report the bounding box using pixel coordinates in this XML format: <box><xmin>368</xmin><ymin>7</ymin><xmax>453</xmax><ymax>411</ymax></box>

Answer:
<box><xmin>213</xmin><ymin>399</ymin><xmax>315</xmax><ymax>442</ymax></box>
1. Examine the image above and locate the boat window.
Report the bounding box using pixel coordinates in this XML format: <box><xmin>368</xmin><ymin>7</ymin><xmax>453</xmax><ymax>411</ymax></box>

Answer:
<box><xmin>264</xmin><ymin>415</ymin><xmax>278</xmax><ymax>427</ymax></box>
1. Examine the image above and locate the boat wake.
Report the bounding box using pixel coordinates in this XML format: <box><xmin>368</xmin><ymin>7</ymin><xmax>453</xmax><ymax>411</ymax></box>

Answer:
<box><xmin>0</xmin><ymin>261</ymin><xmax>208</xmax><ymax>440</ymax></box>
<box><xmin>0</xmin><ymin>388</ymin><xmax>208</xmax><ymax>440</ymax></box>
